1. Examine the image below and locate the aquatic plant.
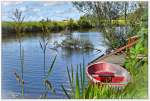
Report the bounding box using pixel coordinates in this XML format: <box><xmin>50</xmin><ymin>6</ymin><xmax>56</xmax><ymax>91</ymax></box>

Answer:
<box><xmin>62</xmin><ymin>59</ymin><xmax>147</xmax><ymax>99</ymax></box>
<box><xmin>11</xmin><ymin>8</ymin><xmax>25</xmax><ymax>97</ymax></box>
<box><xmin>62</xmin><ymin>26</ymin><xmax>148</xmax><ymax>99</ymax></box>
<box><xmin>61</xmin><ymin>60</ymin><xmax>122</xmax><ymax>99</ymax></box>
<box><xmin>61</xmin><ymin>7</ymin><xmax>148</xmax><ymax>98</ymax></box>
<box><xmin>39</xmin><ymin>19</ymin><xmax>57</xmax><ymax>98</ymax></box>
<box><xmin>61</xmin><ymin>59</ymin><xmax>86</xmax><ymax>99</ymax></box>
<box><xmin>60</xmin><ymin>37</ymin><xmax>94</xmax><ymax>50</ymax></box>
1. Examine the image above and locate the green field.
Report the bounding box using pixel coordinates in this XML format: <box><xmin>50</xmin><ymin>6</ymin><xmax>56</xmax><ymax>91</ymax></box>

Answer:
<box><xmin>2</xmin><ymin>18</ymin><xmax>127</xmax><ymax>34</ymax></box>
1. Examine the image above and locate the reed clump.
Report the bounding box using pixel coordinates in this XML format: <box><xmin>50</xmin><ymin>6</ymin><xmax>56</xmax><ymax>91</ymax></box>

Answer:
<box><xmin>59</xmin><ymin>37</ymin><xmax>94</xmax><ymax>50</ymax></box>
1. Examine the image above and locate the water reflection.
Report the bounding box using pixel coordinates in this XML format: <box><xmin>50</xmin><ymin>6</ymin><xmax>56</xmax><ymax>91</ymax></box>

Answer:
<box><xmin>2</xmin><ymin>30</ymin><xmax>108</xmax><ymax>98</ymax></box>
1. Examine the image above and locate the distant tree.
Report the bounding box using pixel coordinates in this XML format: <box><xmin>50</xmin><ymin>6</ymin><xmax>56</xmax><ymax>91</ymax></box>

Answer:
<box><xmin>66</xmin><ymin>18</ymin><xmax>79</xmax><ymax>30</ymax></box>
<box><xmin>127</xmin><ymin>2</ymin><xmax>148</xmax><ymax>36</ymax></box>
<box><xmin>77</xmin><ymin>16</ymin><xmax>92</xmax><ymax>28</ymax></box>
<box><xmin>72</xmin><ymin>1</ymin><xmax>141</xmax><ymax>49</ymax></box>
<box><xmin>73</xmin><ymin>2</ymin><xmax>122</xmax><ymax>28</ymax></box>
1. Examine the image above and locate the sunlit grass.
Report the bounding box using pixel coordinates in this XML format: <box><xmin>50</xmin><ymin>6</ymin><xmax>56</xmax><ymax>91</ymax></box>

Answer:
<box><xmin>62</xmin><ymin>57</ymin><xmax>147</xmax><ymax>99</ymax></box>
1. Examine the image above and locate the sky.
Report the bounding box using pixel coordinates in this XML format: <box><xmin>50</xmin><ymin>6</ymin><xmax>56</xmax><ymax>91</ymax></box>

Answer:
<box><xmin>1</xmin><ymin>1</ymin><xmax>84</xmax><ymax>21</ymax></box>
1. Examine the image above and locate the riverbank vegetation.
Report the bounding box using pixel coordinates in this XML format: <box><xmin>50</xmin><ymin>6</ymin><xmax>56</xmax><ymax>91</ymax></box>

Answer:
<box><xmin>60</xmin><ymin>1</ymin><xmax>148</xmax><ymax>99</ymax></box>
<box><xmin>53</xmin><ymin>37</ymin><xmax>94</xmax><ymax>50</ymax></box>
<box><xmin>73</xmin><ymin>2</ymin><xmax>147</xmax><ymax>49</ymax></box>
<box><xmin>2</xmin><ymin>16</ymin><xmax>93</xmax><ymax>34</ymax></box>
<box><xmin>3</xmin><ymin>14</ymin><xmax>127</xmax><ymax>35</ymax></box>
<box><xmin>2</xmin><ymin>1</ymin><xmax>148</xmax><ymax>99</ymax></box>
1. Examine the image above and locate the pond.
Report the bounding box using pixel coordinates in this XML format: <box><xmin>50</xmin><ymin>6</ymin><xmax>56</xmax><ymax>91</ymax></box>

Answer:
<box><xmin>2</xmin><ymin>30</ymin><xmax>109</xmax><ymax>98</ymax></box>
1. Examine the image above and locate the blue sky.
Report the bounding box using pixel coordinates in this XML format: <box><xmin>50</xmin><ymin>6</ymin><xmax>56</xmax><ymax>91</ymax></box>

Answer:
<box><xmin>2</xmin><ymin>1</ymin><xmax>84</xmax><ymax>21</ymax></box>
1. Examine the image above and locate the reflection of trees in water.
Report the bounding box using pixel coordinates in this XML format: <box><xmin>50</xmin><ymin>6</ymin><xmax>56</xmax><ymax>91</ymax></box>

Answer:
<box><xmin>60</xmin><ymin>48</ymin><xmax>93</xmax><ymax>58</ymax></box>
<box><xmin>2</xmin><ymin>32</ymin><xmax>52</xmax><ymax>43</ymax></box>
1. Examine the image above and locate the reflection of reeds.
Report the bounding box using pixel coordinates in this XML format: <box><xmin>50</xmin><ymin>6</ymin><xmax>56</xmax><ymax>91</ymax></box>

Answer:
<box><xmin>40</xmin><ymin>91</ymin><xmax>48</xmax><ymax>99</ymax></box>
<box><xmin>40</xmin><ymin>55</ymin><xmax>57</xmax><ymax>99</ymax></box>
<box><xmin>14</xmin><ymin>72</ymin><xmax>21</xmax><ymax>83</ymax></box>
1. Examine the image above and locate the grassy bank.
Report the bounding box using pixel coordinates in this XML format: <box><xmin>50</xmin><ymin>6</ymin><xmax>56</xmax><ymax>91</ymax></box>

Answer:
<box><xmin>61</xmin><ymin>31</ymin><xmax>148</xmax><ymax>99</ymax></box>
<box><xmin>2</xmin><ymin>18</ymin><xmax>126</xmax><ymax>35</ymax></box>
<box><xmin>2</xmin><ymin>16</ymin><xmax>93</xmax><ymax>34</ymax></box>
<box><xmin>61</xmin><ymin>4</ymin><xmax>148</xmax><ymax>99</ymax></box>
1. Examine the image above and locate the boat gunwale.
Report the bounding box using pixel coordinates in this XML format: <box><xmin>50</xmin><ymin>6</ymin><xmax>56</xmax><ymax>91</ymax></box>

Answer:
<box><xmin>86</xmin><ymin>61</ymin><xmax>131</xmax><ymax>86</ymax></box>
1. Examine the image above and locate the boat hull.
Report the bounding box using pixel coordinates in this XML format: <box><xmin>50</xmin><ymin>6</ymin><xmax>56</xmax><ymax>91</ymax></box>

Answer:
<box><xmin>86</xmin><ymin>62</ymin><xmax>131</xmax><ymax>87</ymax></box>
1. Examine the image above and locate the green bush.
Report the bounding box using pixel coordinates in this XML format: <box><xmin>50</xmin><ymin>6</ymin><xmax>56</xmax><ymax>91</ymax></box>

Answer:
<box><xmin>77</xmin><ymin>16</ymin><xmax>93</xmax><ymax>28</ymax></box>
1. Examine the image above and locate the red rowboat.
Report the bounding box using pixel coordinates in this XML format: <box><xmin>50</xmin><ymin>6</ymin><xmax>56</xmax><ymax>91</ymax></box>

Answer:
<box><xmin>86</xmin><ymin>62</ymin><xmax>131</xmax><ymax>87</ymax></box>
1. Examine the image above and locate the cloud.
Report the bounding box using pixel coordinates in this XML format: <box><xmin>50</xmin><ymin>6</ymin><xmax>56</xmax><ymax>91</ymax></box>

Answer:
<box><xmin>43</xmin><ymin>1</ymin><xmax>70</xmax><ymax>7</ymax></box>
<box><xmin>39</xmin><ymin>16</ymin><xmax>44</xmax><ymax>20</ymax></box>
<box><xmin>55</xmin><ymin>11</ymin><xmax>62</xmax><ymax>14</ymax></box>
<box><xmin>55</xmin><ymin>7</ymin><xmax>79</xmax><ymax>16</ymax></box>
<box><xmin>2</xmin><ymin>1</ymin><xmax>24</xmax><ymax>6</ymax></box>
<box><xmin>20</xmin><ymin>7</ymin><xmax>27</xmax><ymax>12</ymax></box>
<box><xmin>2</xmin><ymin>1</ymin><xmax>82</xmax><ymax>21</ymax></box>
<box><xmin>33</xmin><ymin>8</ymin><xmax>40</xmax><ymax>12</ymax></box>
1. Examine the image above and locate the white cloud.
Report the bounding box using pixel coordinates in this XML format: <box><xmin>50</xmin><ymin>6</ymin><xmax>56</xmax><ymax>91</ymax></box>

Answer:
<box><xmin>2</xmin><ymin>1</ymin><xmax>82</xmax><ymax>21</ymax></box>
<box><xmin>2</xmin><ymin>2</ymin><xmax>11</xmax><ymax>6</ymax></box>
<box><xmin>39</xmin><ymin>16</ymin><xmax>44</xmax><ymax>20</ymax></box>
<box><xmin>55</xmin><ymin>7</ymin><xmax>79</xmax><ymax>16</ymax></box>
<box><xmin>2</xmin><ymin>1</ymin><xmax>24</xmax><ymax>6</ymax></box>
<box><xmin>20</xmin><ymin>7</ymin><xmax>26</xmax><ymax>12</ymax></box>
<box><xmin>43</xmin><ymin>2</ymin><xmax>58</xmax><ymax>6</ymax></box>
<box><xmin>33</xmin><ymin>8</ymin><xmax>40</xmax><ymax>12</ymax></box>
<box><xmin>43</xmin><ymin>1</ymin><xmax>70</xmax><ymax>7</ymax></box>
<box><xmin>55</xmin><ymin>11</ymin><xmax>62</xmax><ymax>14</ymax></box>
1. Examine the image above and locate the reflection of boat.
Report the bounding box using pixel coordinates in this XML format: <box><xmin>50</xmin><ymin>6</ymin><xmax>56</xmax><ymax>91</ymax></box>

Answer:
<box><xmin>86</xmin><ymin>62</ymin><xmax>131</xmax><ymax>87</ymax></box>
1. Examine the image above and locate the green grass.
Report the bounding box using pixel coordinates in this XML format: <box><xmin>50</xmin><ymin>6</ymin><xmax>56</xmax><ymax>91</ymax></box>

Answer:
<box><xmin>2</xmin><ymin>19</ymin><xmax>126</xmax><ymax>34</ymax></box>
<box><xmin>61</xmin><ymin>35</ymin><xmax>148</xmax><ymax>99</ymax></box>
<box><xmin>62</xmin><ymin>60</ymin><xmax>147</xmax><ymax>99</ymax></box>
<box><xmin>2</xmin><ymin>18</ymin><xmax>93</xmax><ymax>34</ymax></box>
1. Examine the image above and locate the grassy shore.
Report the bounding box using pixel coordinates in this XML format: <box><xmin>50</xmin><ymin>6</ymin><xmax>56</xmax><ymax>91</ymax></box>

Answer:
<box><xmin>2</xmin><ymin>19</ymin><xmax>127</xmax><ymax>34</ymax></box>
<box><xmin>2</xmin><ymin>19</ymin><xmax>92</xmax><ymax>34</ymax></box>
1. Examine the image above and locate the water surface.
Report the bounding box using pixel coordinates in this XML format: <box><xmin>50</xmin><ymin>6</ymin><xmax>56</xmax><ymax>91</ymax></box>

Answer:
<box><xmin>2</xmin><ymin>31</ymin><xmax>108</xmax><ymax>98</ymax></box>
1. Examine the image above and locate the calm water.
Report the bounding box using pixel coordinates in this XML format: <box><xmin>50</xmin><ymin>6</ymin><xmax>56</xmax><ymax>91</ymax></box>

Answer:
<box><xmin>2</xmin><ymin>31</ymin><xmax>108</xmax><ymax>98</ymax></box>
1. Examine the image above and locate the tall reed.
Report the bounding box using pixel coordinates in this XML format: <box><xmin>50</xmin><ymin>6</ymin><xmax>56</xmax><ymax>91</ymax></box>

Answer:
<box><xmin>11</xmin><ymin>8</ymin><xmax>25</xmax><ymax>97</ymax></box>
<box><xmin>39</xmin><ymin>19</ymin><xmax>57</xmax><ymax>98</ymax></box>
<box><xmin>62</xmin><ymin>57</ymin><xmax>147</xmax><ymax>99</ymax></box>
<box><xmin>61</xmin><ymin>59</ymin><xmax>86</xmax><ymax>99</ymax></box>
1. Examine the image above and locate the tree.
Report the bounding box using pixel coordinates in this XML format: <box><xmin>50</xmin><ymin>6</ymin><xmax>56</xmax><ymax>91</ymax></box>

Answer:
<box><xmin>77</xmin><ymin>16</ymin><xmax>92</xmax><ymax>28</ymax></box>
<box><xmin>73</xmin><ymin>2</ymin><xmax>121</xmax><ymax>28</ymax></box>
<box><xmin>72</xmin><ymin>1</ymin><xmax>140</xmax><ymax>49</ymax></box>
<box><xmin>67</xmin><ymin>18</ymin><xmax>77</xmax><ymax>30</ymax></box>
